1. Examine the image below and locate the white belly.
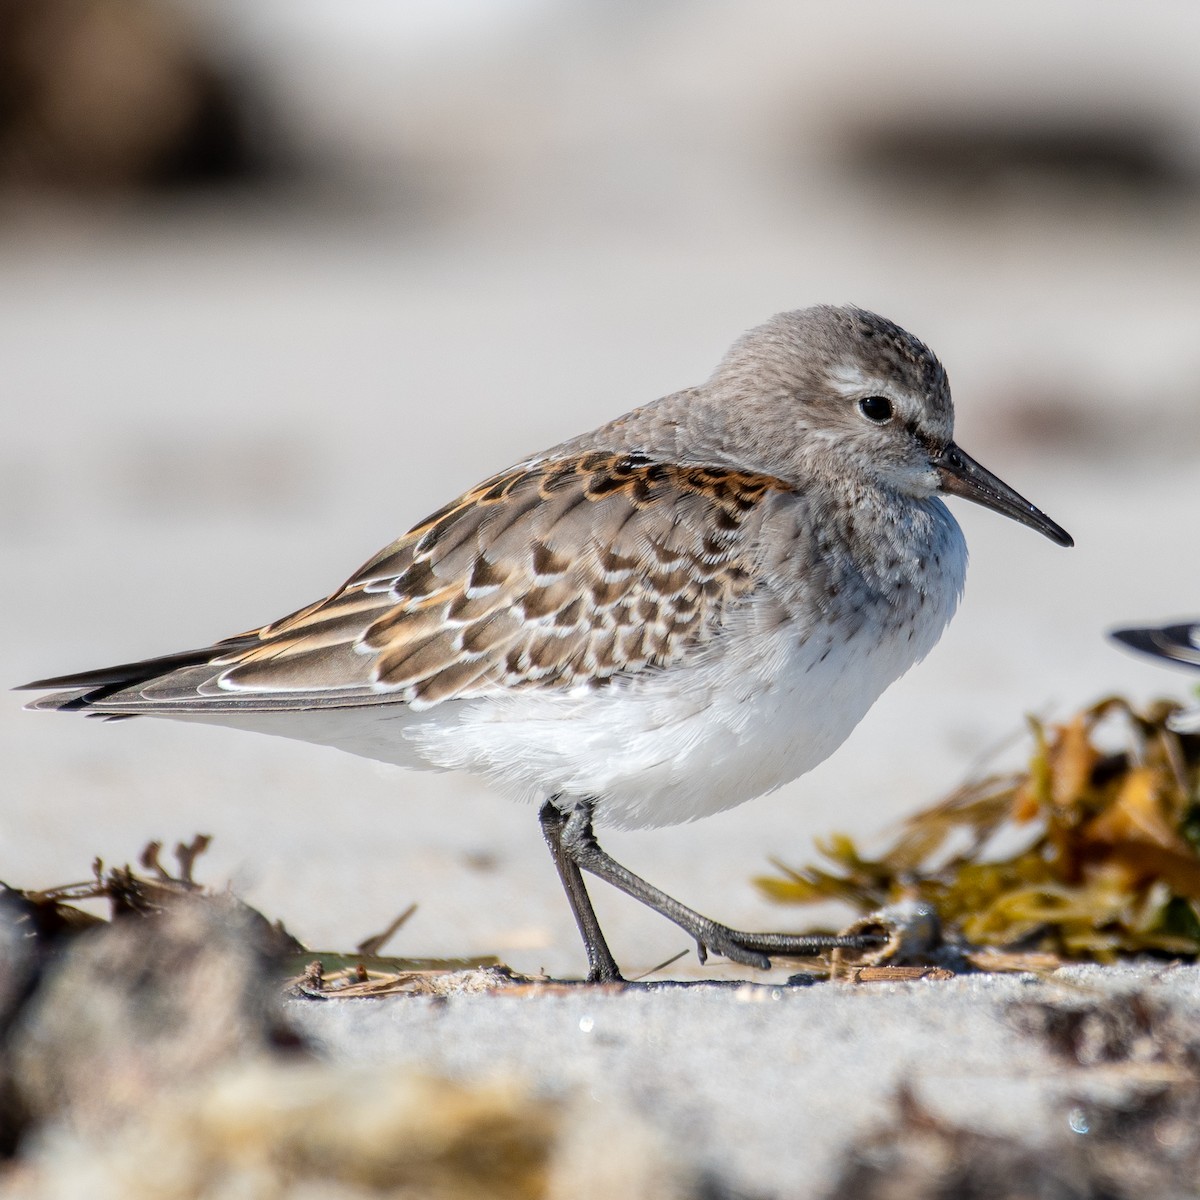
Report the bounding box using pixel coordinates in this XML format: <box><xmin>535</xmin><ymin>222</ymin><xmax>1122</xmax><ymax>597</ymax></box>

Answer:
<box><xmin>193</xmin><ymin>580</ymin><xmax>957</xmax><ymax>830</ymax></box>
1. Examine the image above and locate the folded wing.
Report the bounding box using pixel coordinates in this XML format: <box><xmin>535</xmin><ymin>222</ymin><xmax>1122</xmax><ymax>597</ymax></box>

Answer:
<box><xmin>22</xmin><ymin>453</ymin><xmax>793</xmax><ymax>716</ymax></box>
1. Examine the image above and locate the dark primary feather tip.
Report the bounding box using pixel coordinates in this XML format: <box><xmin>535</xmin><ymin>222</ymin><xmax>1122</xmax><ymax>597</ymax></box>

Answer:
<box><xmin>16</xmin><ymin>638</ymin><xmax>261</xmax><ymax>696</ymax></box>
<box><xmin>17</xmin><ymin>641</ymin><xmax>260</xmax><ymax>715</ymax></box>
<box><xmin>16</xmin><ymin>643</ymin><xmax>249</xmax><ymax>693</ymax></box>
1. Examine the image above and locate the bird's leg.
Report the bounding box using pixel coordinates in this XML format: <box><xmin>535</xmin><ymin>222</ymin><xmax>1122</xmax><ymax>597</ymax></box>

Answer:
<box><xmin>539</xmin><ymin>799</ymin><xmax>624</xmax><ymax>983</ymax></box>
<box><xmin>560</xmin><ymin>800</ymin><xmax>879</xmax><ymax>971</ymax></box>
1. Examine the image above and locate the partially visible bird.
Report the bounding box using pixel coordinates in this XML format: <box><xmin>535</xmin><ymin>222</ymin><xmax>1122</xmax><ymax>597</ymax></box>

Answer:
<box><xmin>1111</xmin><ymin>621</ymin><xmax>1200</xmax><ymax>733</ymax></box>
<box><xmin>19</xmin><ymin>305</ymin><xmax>1073</xmax><ymax>980</ymax></box>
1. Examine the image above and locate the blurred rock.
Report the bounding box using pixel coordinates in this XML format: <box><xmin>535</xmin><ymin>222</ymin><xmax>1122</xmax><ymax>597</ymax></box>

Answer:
<box><xmin>0</xmin><ymin>0</ymin><xmax>267</xmax><ymax>193</ymax></box>
<box><xmin>0</xmin><ymin>891</ymin><xmax>41</xmax><ymax>1160</ymax></box>
<box><xmin>8</xmin><ymin>894</ymin><xmax>293</xmax><ymax>1137</ymax></box>
<box><xmin>842</xmin><ymin>112</ymin><xmax>1200</xmax><ymax>204</ymax></box>
<box><xmin>0</xmin><ymin>891</ymin><xmax>41</xmax><ymax>1041</ymax></box>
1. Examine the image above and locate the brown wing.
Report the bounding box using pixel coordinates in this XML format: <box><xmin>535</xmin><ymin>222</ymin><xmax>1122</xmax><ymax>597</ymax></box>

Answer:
<box><xmin>25</xmin><ymin>453</ymin><xmax>794</xmax><ymax>714</ymax></box>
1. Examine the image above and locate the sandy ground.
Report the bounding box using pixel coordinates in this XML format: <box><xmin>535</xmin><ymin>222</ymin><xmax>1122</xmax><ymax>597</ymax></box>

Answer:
<box><xmin>290</xmin><ymin>964</ymin><xmax>1200</xmax><ymax>1197</ymax></box>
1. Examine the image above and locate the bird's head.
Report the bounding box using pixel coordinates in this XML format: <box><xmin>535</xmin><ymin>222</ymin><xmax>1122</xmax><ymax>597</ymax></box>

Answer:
<box><xmin>708</xmin><ymin>305</ymin><xmax>1073</xmax><ymax>547</ymax></box>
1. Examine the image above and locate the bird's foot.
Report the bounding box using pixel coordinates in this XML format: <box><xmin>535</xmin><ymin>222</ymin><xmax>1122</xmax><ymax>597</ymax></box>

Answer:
<box><xmin>694</xmin><ymin>924</ymin><xmax>887</xmax><ymax>971</ymax></box>
<box><xmin>691</xmin><ymin>927</ymin><xmax>770</xmax><ymax>971</ymax></box>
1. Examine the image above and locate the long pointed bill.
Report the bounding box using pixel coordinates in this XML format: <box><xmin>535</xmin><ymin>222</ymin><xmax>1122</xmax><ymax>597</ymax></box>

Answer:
<box><xmin>933</xmin><ymin>443</ymin><xmax>1073</xmax><ymax>547</ymax></box>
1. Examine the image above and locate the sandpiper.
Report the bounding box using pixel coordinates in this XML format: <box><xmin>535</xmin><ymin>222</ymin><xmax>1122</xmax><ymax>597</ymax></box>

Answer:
<box><xmin>1111</xmin><ymin>621</ymin><xmax>1200</xmax><ymax>732</ymax></box>
<box><xmin>21</xmin><ymin>305</ymin><xmax>1073</xmax><ymax>980</ymax></box>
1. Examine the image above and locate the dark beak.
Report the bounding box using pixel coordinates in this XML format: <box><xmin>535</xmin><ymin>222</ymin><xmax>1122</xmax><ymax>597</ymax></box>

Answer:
<box><xmin>933</xmin><ymin>443</ymin><xmax>1073</xmax><ymax>547</ymax></box>
<box><xmin>1110</xmin><ymin>623</ymin><xmax>1200</xmax><ymax>669</ymax></box>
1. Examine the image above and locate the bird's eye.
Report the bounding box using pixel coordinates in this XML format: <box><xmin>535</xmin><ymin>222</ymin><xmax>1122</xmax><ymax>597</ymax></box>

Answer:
<box><xmin>858</xmin><ymin>395</ymin><xmax>893</xmax><ymax>423</ymax></box>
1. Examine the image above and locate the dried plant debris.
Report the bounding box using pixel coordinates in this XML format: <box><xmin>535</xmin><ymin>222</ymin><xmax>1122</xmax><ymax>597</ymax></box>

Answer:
<box><xmin>7</xmin><ymin>835</ymin><xmax>307</xmax><ymax>961</ymax></box>
<box><xmin>289</xmin><ymin>958</ymin><xmax>520</xmax><ymax>1000</ymax></box>
<box><xmin>0</xmin><ymin>836</ymin><xmax>506</xmax><ymax>1002</ymax></box>
<box><xmin>824</xmin><ymin>1072</ymin><xmax>1200</xmax><ymax>1200</ymax></box>
<box><xmin>1010</xmin><ymin>990</ymin><xmax>1200</xmax><ymax>1075</ymax></box>
<box><xmin>760</xmin><ymin>698</ymin><xmax>1200</xmax><ymax>964</ymax></box>
<box><xmin>290</xmin><ymin>900</ymin><xmax>504</xmax><ymax>994</ymax></box>
<box><xmin>828</xmin><ymin>991</ymin><xmax>1200</xmax><ymax>1200</ymax></box>
<box><xmin>1011</xmin><ymin>993</ymin><xmax>1200</xmax><ymax>1194</ymax></box>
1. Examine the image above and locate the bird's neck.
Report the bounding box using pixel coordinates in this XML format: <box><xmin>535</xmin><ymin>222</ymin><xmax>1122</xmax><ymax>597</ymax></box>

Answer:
<box><xmin>804</xmin><ymin>466</ymin><xmax>963</xmax><ymax>601</ymax></box>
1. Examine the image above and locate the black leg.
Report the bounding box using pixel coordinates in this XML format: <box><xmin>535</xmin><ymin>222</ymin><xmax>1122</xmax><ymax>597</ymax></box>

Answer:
<box><xmin>560</xmin><ymin>799</ymin><xmax>877</xmax><ymax>970</ymax></box>
<box><xmin>539</xmin><ymin>799</ymin><xmax>624</xmax><ymax>983</ymax></box>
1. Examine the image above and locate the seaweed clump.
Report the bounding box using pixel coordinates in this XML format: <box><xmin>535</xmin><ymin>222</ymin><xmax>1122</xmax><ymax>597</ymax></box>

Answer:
<box><xmin>759</xmin><ymin>698</ymin><xmax>1200</xmax><ymax>961</ymax></box>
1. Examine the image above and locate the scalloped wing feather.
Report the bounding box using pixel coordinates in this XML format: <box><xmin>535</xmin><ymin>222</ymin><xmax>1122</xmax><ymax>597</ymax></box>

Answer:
<box><xmin>29</xmin><ymin>454</ymin><xmax>794</xmax><ymax>714</ymax></box>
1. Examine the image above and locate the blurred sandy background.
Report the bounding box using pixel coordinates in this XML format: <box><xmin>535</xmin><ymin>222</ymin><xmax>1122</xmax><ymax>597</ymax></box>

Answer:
<box><xmin>2</xmin><ymin>0</ymin><xmax>1198</xmax><ymax>979</ymax></box>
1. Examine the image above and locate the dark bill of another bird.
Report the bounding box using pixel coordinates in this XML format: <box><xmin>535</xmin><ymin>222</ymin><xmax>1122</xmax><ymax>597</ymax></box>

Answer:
<box><xmin>1111</xmin><ymin>623</ymin><xmax>1200</xmax><ymax>670</ymax></box>
<box><xmin>932</xmin><ymin>443</ymin><xmax>1073</xmax><ymax>547</ymax></box>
